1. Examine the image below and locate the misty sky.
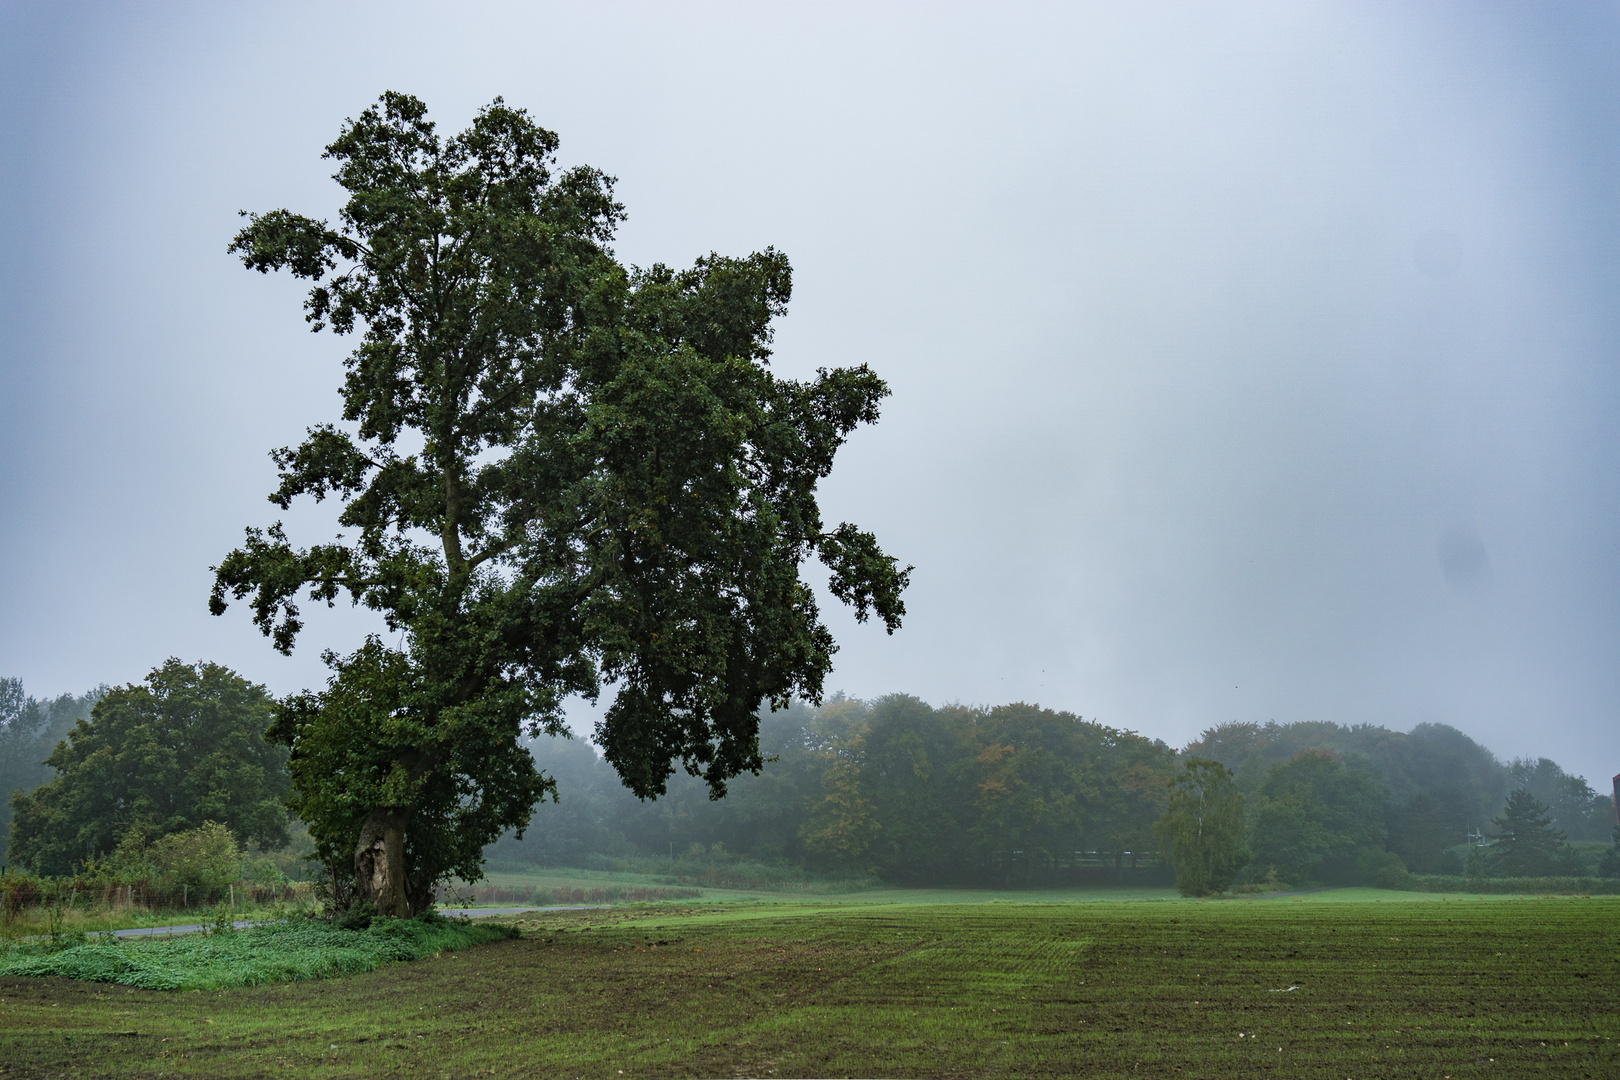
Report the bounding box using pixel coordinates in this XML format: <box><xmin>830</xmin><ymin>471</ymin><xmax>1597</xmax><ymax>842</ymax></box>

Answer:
<box><xmin>3</xmin><ymin>3</ymin><xmax>1618</xmax><ymax>783</ymax></box>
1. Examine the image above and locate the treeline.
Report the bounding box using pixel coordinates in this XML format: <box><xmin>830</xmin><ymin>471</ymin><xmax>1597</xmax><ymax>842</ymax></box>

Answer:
<box><xmin>494</xmin><ymin>700</ymin><xmax>1618</xmax><ymax>889</ymax></box>
<box><xmin>6</xmin><ymin>664</ymin><xmax>1616</xmax><ymax>892</ymax></box>
<box><xmin>1187</xmin><ymin>720</ymin><xmax>1615</xmax><ymax>884</ymax></box>
<box><xmin>0</xmin><ymin>679</ymin><xmax>102</xmax><ymax>864</ymax></box>
<box><xmin>1</xmin><ymin>663</ymin><xmax>295</xmax><ymax>878</ymax></box>
<box><xmin>495</xmin><ymin>696</ymin><xmax>1179</xmax><ymax>885</ymax></box>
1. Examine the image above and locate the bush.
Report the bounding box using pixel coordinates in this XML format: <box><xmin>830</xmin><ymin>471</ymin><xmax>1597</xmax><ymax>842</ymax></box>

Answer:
<box><xmin>334</xmin><ymin>900</ymin><xmax>375</xmax><ymax>931</ymax></box>
<box><xmin>1598</xmin><ymin>844</ymin><xmax>1620</xmax><ymax>879</ymax></box>
<box><xmin>1358</xmin><ymin>848</ymin><xmax>1409</xmax><ymax>888</ymax></box>
<box><xmin>1232</xmin><ymin>866</ymin><xmax>1290</xmax><ymax>895</ymax></box>
<box><xmin>147</xmin><ymin>822</ymin><xmax>242</xmax><ymax>900</ymax></box>
<box><xmin>0</xmin><ymin>869</ymin><xmax>47</xmax><ymax>923</ymax></box>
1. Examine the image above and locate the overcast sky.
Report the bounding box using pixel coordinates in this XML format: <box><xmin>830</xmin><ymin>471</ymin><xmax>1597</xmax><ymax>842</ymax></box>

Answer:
<box><xmin>3</xmin><ymin>2</ymin><xmax>1618</xmax><ymax>783</ymax></box>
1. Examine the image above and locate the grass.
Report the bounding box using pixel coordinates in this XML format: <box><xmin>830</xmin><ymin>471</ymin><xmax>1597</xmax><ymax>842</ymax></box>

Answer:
<box><xmin>0</xmin><ymin>913</ymin><xmax>517</xmax><ymax>991</ymax></box>
<box><xmin>1</xmin><ymin>891</ymin><xmax>1616</xmax><ymax>1077</ymax></box>
<box><xmin>451</xmin><ymin>861</ymin><xmax>882</xmax><ymax>904</ymax></box>
<box><xmin>0</xmin><ymin>888</ymin><xmax>319</xmax><ymax>941</ymax></box>
<box><xmin>0</xmin><ymin>902</ymin><xmax>295</xmax><ymax>941</ymax></box>
<box><xmin>454</xmin><ymin>864</ymin><xmax>1187</xmax><ymax>906</ymax></box>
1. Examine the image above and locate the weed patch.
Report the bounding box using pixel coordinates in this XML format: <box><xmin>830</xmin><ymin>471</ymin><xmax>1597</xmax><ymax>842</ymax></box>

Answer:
<box><xmin>0</xmin><ymin>913</ymin><xmax>516</xmax><ymax>991</ymax></box>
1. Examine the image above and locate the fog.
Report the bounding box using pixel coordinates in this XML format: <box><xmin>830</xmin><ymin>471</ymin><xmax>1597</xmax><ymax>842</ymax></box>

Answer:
<box><xmin>3</xmin><ymin>3</ymin><xmax>1617</xmax><ymax>780</ymax></box>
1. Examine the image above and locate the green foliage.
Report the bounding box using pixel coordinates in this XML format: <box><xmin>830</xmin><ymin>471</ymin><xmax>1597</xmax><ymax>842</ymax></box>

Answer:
<box><xmin>334</xmin><ymin>900</ymin><xmax>377</xmax><ymax>931</ymax></box>
<box><xmin>967</xmin><ymin>704</ymin><xmax>1095</xmax><ymax>867</ymax></box>
<box><xmin>1599</xmin><ymin>828</ymin><xmax>1620</xmax><ymax>878</ymax></box>
<box><xmin>1188</xmin><ymin>719</ymin><xmax>1506</xmax><ymax>847</ymax></box>
<box><xmin>1488</xmin><ymin>788</ymin><xmax>1569</xmax><ymax>876</ymax></box>
<box><xmin>0</xmin><ymin>914</ymin><xmax>516</xmax><ymax>990</ymax></box>
<box><xmin>6</xmin><ymin>661</ymin><xmax>287</xmax><ymax>875</ymax></box>
<box><xmin>0</xmin><ymin>679</ymin><xmax>101</xmax><ymax>864</ymax></box>
<box><xmin>206</xmin><ymin>903</ymin><xmax>237</xmax><ymax>935</ymax></box>
<box><xmin>1397</xmin><ymin>873</ymin><xmax>1620</xmax><ymax>894</ymax></box>
<box><xmin>1388</xmin><ymin>791</ymin><xmax>1456</xmax><ymax>873</ymax></box>
<box><xmin>211</xmin><ymin>92</ymin><xmax>908</xmax><ymax>912</ymax></box>
<box><xmin>1356</xmin><ymin>847</ymin><xmax>1410</xmax><ymax>888</ymax></box>
<box><xmin>0</xmin><ymin>867</ymin><xmax>47</xmax><ymax>925</ymax></box>
<box><xmin>1507</xmin><ymin>757</ymin><xmax>1615</xmax><ymax>840</ymax></box>
<box><xmin>146</xmin><ymin>821</ymin><xmax>243</xmax><ymax>899</ymax></box>
<box><xmin>1155</xmin><ymin>758</ymin><xmax>1248</xmax><ymax>896</ymax></box>
<box><xmin>797</xmin><ymin>699</ymin><xmax>882</xmax><ymax>863</ymax></box>
<box><xmin>791</xmin><ymin>697</ymin><xmax>1180</xmax><ymax>881</ymax></box>
<box><xmin>491</xmin><ymin>695</ymin><xmax>1178</xmax><ymax>886</ymax></box>
<box><xmin>1247</xmin><ymin>750</ymin><xmax>1387</xmax><ymax>885</ymax></box>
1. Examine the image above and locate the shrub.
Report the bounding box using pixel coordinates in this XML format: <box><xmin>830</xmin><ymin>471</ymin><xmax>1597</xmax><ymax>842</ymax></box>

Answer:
<box><xmin>0</xmin><ymin>869</ymin><xmax>47</xmax><ymax>923</ymax></box>
<box><xmin>1358</xmin><ymin>848</ymin><xmax>1410</xmax><ymax>888</ymax></box>
<box><xmin>147</xmin><ymin>822</ymin><xmax>242</xmax><ymax>900</ymax></box>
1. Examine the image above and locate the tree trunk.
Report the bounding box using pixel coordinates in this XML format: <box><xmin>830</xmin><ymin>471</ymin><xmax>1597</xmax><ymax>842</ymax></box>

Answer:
<box><xmin>355</xmin><ymin>808</ymin><xmax>413</xmax><ymax>917</ymax></box>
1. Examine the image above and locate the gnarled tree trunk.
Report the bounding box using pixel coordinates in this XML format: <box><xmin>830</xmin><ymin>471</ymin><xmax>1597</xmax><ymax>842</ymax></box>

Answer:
<box><xmin>355</xmin><ymin>808</ymin><xmax>413</xmax><ymax>917</ymax></box>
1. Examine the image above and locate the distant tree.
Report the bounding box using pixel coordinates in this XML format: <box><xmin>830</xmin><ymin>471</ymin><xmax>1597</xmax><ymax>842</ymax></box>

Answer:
<box><xmin>1597</xmin><ymin>827</ymin><xmax>1620</xmax><ymax>879</ymax></box>
<box><xmin>1388</xmin><ymin>792</ymin><xmax>1456</xmax><ymax>874</ymax></box>
<box><xmin>1155</xmin><ymin>758</ymin><xmax>1249</xmax><ymax>897</ymax></box>
<box><xmin>857</xmin><ymin>697</ymin><xmax>976</xmax><ymax>883</ymax></box>
<box><xmin>0</xmin><ymin>679</ymin><xmax>102</xmax><ymax>864</ymax></box>
<box><xmin>965</xmin><ymin>704</ymin><xmax>1096</xmax><ymax>882</ymax></box>
<box><xmin>1487</xmin><ymin>788</ymin><xmax>1567</xmax><ymax>877</ymax></box>
<box><xmin>7</xmin><ymin>660</ymin><xmax>288</xmax><ymax>875</ymax></box>
<box><xmin>1507</xmin><ymin>758</ymin><xmax>1609</xmax><ymax>841</ymax></box>
<box><xmin>1083</xmin><ymin>728</ymin><xmax>1178</xmax><ymax>865</ymax></box>
<box><xmin>1184</xmin><ymin>719</ymin><xmax>1508</xmax><ymax>834</ymax></box>
<box><xmin>798</xmin><ymin>698</ymin><xmax>881</xmax><ymax>865</ymax></box>
<box><xmin>1248</xmin><ymin>750</ymin><xmax>1386</xmax><ymax>885</ymax></box>
<box><xmin>212</xmin><ymin>92</ymin><xmax>909</xmax><ymax>916</ymax></box>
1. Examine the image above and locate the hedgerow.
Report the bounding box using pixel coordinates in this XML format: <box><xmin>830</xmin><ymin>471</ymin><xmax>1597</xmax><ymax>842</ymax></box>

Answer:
<box><xmin>1399</xmin><ymin>873</ymin><xmax>1620</xmax><ymax>894</ymax></box>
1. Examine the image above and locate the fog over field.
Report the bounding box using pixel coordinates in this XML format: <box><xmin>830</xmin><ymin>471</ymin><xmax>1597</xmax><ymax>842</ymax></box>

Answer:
<box><xmin>2</xmin><ymin>3</ymin><xmax>1618</xmax><ymax>779</ymax></box>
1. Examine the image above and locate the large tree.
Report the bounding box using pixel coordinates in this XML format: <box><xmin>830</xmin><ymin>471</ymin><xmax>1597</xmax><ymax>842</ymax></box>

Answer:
<box><xmin>212</xmin><ymin>92</ymin><xmax>909</xmax><ymax>916</ymax></box>
<box><xmin>1155</xmin><ymin>758</ymin><xmax>1248</xmax><ymax>897</ymax></box>
<box><xmin>7</xmin><ymin>661</ymin><xmax>287</xmax><ymax>875</ymax></box>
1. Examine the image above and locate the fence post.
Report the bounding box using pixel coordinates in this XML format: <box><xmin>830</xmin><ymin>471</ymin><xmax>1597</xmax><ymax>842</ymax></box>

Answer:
<box><xmin>229</xmin><ymin>883</ymin><xmax>235</xmax><ymax>910</ymax></box>
<box><xmin>183</xmin><ymin>884</ymin><xmax>187</xmax><ymax>909</ymax></box>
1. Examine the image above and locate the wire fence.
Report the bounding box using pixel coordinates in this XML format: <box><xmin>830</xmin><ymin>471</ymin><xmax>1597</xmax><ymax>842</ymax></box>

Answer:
<box><xmin>2</xmin><ymin>878</ymin><xmax>311</xmax><ymax>921</ymax></box>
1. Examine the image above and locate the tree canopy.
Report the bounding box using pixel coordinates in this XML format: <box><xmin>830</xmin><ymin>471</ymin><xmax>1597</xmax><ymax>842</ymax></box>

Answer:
<box><xmin>1155</xmin><ymin>758</ymin><xmax>1248</xmax><ymax>897</ymax></box>
<box><xmin>0</xmin><ymin>678</ymin><xmax>102</xmax><ymax>864</ymax></box>
<box><xmin>1487</xmin><ymin>788</ymin><xmax>1569</xmax><ymax>877</ymax></box>
<box><xmin>1247</xmin><ymin>750</ymin><xmax>1387</xmax><ymax>885</ymax></box>
<box><xmin>211</xmin><ymin>92</ymin><xmax>910</xmax><ymax>914</ymax></box>
<box><xmin>6</xmin><ymin>660</ymin><xmax>287</xmax><ymax>876</ymax></box>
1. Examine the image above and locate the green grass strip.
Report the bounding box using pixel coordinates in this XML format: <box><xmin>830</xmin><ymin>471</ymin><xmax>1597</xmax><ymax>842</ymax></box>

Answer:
<box><xmin>0</xmin><ymin>914</ymin><xmax>517</xmax><ymax>991</ymax></box>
